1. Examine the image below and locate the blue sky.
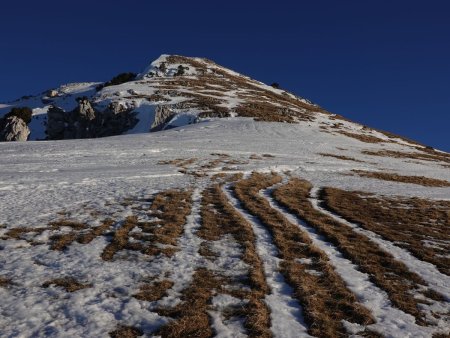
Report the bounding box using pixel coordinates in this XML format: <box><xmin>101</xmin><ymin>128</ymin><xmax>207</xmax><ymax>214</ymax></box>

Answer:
<box><xmin>1</xmin><ymin>0</ymin><xmax>449</xmax><ymax>150</ymax></box>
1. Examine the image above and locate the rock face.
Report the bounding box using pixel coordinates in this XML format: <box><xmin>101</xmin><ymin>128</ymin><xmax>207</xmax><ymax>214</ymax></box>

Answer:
<box><xmin>0</xmin><ymin>116</ymin><xmax>30</xmax><ymax>141</ymax></box>
<box><xmin>76</xmin><ymin>99</ymin><xmax>96</xmax><ymax>121</ymax></box>
<box><xmin>151</xmin><ymin>105</ymin><xmax>175</xmax><ymax>131</ymax></box>
<box><xmin>46</xmin><ymin>99</ymin><xmax>138</xmax><ymax>140</ymax></box>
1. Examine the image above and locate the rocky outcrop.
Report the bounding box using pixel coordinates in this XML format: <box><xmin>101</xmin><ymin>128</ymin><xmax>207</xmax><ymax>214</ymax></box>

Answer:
<box><xmin>76</xmin><ymin>99</ymin><xmax>96</xmax><ymax>121</ymax></box>
<box><xmin>46</xmin><ymin>99</ymin><xmax>138</xmax><ymax>140</ymax></box>
<box><xmin>151</xmin><ymin>105</ymin><xmax>175</xmax><ymax>131</ymax></box>
<box><xmin>46</xmin><ymin>106</ymin><xmax>67</xmax><ymax>140</ymax></box>
<box><xmin>94</xmin><ymin>102</ymin><xmax>138</xmax><ymax>137</ymax></box>
<box><xmin>0</xmin><ymin>115</ymin><xmax>30</xmax><ymax>141</ymax></box>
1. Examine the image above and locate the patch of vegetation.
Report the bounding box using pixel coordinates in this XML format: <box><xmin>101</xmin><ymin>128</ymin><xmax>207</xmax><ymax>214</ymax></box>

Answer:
<box><xmin>322</xmin><ymin>187</ymin><xmax>450</xmax><ymax>276</ymax></box>
<box><xmin>42</xmin><ymin>277</ymin><xmax>91</xmax><ymax>292</ymax></box>
<box><xmin>352</xmin><ymin>169</ymin><xmax>450</xmax><ymax>187</ymax></box>
<box><xmin>96</xmin><ymin>72</ymin><xmax>137</xmax><ymax>91</ymax></box>
<box><xmin>4</xmin><ymin>107</ymin><xmax>33</xmax><ymax>124</ymax></box>
<box><xmin>234</xmin><ymin>173</ymin><xmax>375</xmax><ymax>337</ymax></box>
<box><xmin>274</xmin><ymin>178</ymin><xmax>442</xmax><ymax>324</ymax></box>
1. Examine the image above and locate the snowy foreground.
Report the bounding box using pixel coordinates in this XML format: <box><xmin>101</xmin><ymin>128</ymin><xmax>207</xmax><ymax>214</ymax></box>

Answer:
<box><xmin>0</xmin><ymin>118</ymin><xmax>449</xmax><ymax>337</ymax></box>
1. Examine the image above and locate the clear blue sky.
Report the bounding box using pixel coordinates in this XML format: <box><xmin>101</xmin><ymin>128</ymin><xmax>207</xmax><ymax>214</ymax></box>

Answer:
<box><xmin>1</xmin><ymin>0</ymin><xmax>449</xmax><ymax>151</ymax></box>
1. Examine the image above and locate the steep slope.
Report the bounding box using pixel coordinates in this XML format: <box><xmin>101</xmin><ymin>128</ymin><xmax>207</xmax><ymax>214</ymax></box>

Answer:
<box><xmin>0</xmin><ymin>56</ymin><xmax>449</xmax><ymax>338</ymax></box>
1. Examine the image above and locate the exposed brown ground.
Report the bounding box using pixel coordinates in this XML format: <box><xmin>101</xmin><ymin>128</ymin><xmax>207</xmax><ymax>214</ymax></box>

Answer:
<box><xmin>352</xmin><ymin>170</ymin><xmax>450</xmax><ymax>187</ymax></box>
<box><xmin>107</xmin><ymin>189</ymin><xmax>193</xmax><ymax>259</ymax></box>
<box><xmin>3</xmin><ymin>219</ymin><xmax>113</xmax><ymax>250</ymax></box>
<box><xmin>273</xmin><ymin>178</ymin><xmax>444</xmax><ymax>325</ymax></box>
<box><xmin>154</xmin><ymin>268</ymin><xmax>223</xmax><ymax>338</ymax></box>
<box><xmin>319</xmin><ymin>153</ymin><xmax>366</xmax><ymax>163</ymax></box>
<box><xmin>146</xmin><ymin>55</ymin><xmax>329</xmax><ymax>123</ymax></box>
<box><xmin>338</xmin><ymin>130</ymin><xmax>386</xmax><ymax>143</ymax></box>
<box><xmin>0</xmin><ymin>276</ymin><xmax>12</xmax><ymax>287</ymax></box>
<box><xmin>198</xmin><ymin>183</ymin><xmax>271</xmax><ymax>337</ymax></box>
<box><xmin>136</xmin><ymin>189</ymin><xmax>192</xmax><ymax>251</ymax></box>
<box><xmin>362</xmin><ymin>149</ymin><xmax>450</xmax><ymax>165</ymax></box>
<box><xmin>134</xmin><ymin>280</ymin><xmax>174</xmax><ymax>302</ymax></box>
<box><xmin>42</xmin><ymin>277</ymin><xmax>91</xmax><ymax>292</ymax></box>
<box><xmin>322</xmin><ymin>187</ymin><xmax>450</xmax><ymax>276</ymax></box>
<box><xmin>109</xmin><ymin>325</ymin><xmax>143</xmax><ymax>338</ymax></box>
<box><xmin>101</xmin><ymin>216</ymin><xmax>138</xmax><ymax>261</ymax></box>
<box><xmin>51</xmin><ymin>219</ymin><xmax>115</xmax><ymax>251</ymax></box>
<box><xmin>234</xmin><ymin>173</ymin><xmax>374</xmax><ymax>337</ymax></box>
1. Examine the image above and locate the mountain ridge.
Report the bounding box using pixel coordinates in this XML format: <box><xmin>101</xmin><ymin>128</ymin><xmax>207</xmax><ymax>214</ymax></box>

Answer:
<box><xmin>2</xmin><ymin>54</ymin><xmax>440</xmax><ymax>152</ymax></box>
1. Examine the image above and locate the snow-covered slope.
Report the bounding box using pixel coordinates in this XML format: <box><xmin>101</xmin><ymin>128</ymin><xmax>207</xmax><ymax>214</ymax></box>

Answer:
<box><xmin>0</xmin><ymin>56</ymin><xmax>449</xmax><ymax>338</ymax></box>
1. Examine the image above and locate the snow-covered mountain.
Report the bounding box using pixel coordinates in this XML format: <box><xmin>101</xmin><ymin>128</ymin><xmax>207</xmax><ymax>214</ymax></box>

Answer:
<box><xmin>0</xmin><ymin>54</ymin><xmax>416</xmax><ymax>145</ymax></box>
<box><xmin>0</xmin><ymin>55</ymin><xmax>449</xmax><ymax>338</ymax></box>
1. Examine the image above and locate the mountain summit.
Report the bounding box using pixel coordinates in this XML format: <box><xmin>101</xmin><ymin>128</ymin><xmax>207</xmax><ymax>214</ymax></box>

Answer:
<box><xmin>0</xmin><ymin>54</ymin><xmax>443</xmax><ymax>152</ymax></box>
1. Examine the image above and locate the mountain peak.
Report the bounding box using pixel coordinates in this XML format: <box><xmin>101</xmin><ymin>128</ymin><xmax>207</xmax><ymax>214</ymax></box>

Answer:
<box><xmin>0</xmin><ymin>54</ymin><xmax>437</xmax><ymax>152</ymax></box>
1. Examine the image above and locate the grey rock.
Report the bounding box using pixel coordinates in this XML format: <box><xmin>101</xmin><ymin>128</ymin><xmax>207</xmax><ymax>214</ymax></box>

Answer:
<box><xmin>0</xmin><ymin>116</ymin><xmax>30</xmax><ymax>141</ymax></box>
<box><xmin>76</xmin><ymin>99</ymin><xmax>96</xmax><ymax>121</ymax></box>
<box><xmin>46</xmin><ymin>106</ymin><xmax>67</xmax><ymax>140</ymax></box>
<box><xmin>46</xmin><ymin>99</ymin><xmax>138</xmax><ymax>140</ymax></box>
<box><xmin>151</xmin><ymin>105</ymin><xmax>175</xmax><ymax>131</ymax></box>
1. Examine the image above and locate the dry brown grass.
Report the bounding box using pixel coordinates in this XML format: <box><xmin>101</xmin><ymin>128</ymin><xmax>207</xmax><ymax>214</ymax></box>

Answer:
<box><xmin>50</xmin><ymin>232</ymin><xmax>78</xmax><ymax>251</ymax></box>
<box><xmin>0</xmin><ymin>276</ymin><xmax>12</xmax><ymax>288</ymax></box>
<box><xmin>154</xmin><ymin>268</ymin><xmax>222</xmax><ymax>338</ymax></box>
<box><xmin>76</xmin><ymin>219</ymin><xmax>115</xmax><ymax>244</ymax></box>
<box><xmin>152</xmin><ymin>55</ymin><xmax>330</xmax><ymax>123</ymax></box>
<box><xmin>42</xmin><ymin>277</ymin><xmax>91</xmax><ymax>292</ymax></box>
<box><xmin>249</xmin><ymin>154</ymin><xmax>263</xmax><ymax>160</ymax></box>
<box><xmin>234</xmin><ymin>173</ymin><xmax>374</xmax><ymax>337</ymax></box>
<box><xmin>100</xmin><ymin>190</ymin><xmax>192</xmax><ymax>260</ymax></box>
<box><xmin>362</xmin><ymin>149</ymin><xmax>450</xmax><ymax>164</ymax></box>
<box><xmin>198</xmin><ymin>183</ymin><xmax>272</xmax><ymax>337</ymax></box>
<box><xmin>322</xmin><ymin>187</ymin><xmax>450</xmax><ymax>276</ymax></box>
<box><xmin>109</xmin><ymin>325</ymin><xmax>143</xmax><ymax>338</ymax></box>
<box><xmin>338</xmin><ymin>130</ymin><xmax>386</xmax><ymax>143</ymax></box>
<box><xmin>235</xmin><ymin>102</ymin><xmax>297</xmax><ymax>123</ymax></box>
<box><xmin>157</xmin><ymin>158</ymin><xmax>198</xmax><ymax>168</ymax></box>
<box><xmin>433</xmin><ymin>332</ymin><xmax>450</xmax><ymax>338</ymax></box>
<box><xmin>4</xmin><ymin>219</ymin><xmax>87</xmax><ymax>243</ymax></box>
<box><xmin>51</xmin><ymin>219</ymin><xmax>115</xmax><ymax>251</ymax></box>
<box><xmin>273</xmin><ymin>178</ymin><xmax>444</xmax><ymax>324</ymax></box>
<box><xmin>134</xmin><ymin>280</ymin><xmax>174</xmax><ymax>302</ymax></box>
<box><xmin>48</xmin><ymin>220</ymin><xmax>87</xmax><ymax>230</ymax></box>
<box><xmin>352</xmin><ymin>170</ymin><xmax>450</xmax><ymax>187</ymax></box>
<box><xmin>3</xmin><ymin>218</ymin><xmax>109</xmax><ymax>251</ymax></box>
<box><xmin>138</xmin><ymin>189</ymin><xmax>192</xmax><ymax>248</ymax></box>
<box><xmin>101</xmin><ymin>216</ymin><xmax>138</xmax><ymax>261</ymax></box>
<box><xmin>4</xmin><ymin>226</ymin><xmax>49</xmax><ymax>241</ymax></box>
<box><xmin>319</xmin><ymin>153</ymin><xmax>365</xmax><ymax>163</ymax></box>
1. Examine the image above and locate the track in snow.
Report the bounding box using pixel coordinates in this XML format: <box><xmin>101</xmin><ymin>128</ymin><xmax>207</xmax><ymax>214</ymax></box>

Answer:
<box><xmin>223</xmin><ymin>184</ymin><xmax>311</xmax><ymax>338</ymax></box>
<box><xmin>262</xmin><ymin>186</ymin><xmax>441</xmax><ymax>338</ymax></box>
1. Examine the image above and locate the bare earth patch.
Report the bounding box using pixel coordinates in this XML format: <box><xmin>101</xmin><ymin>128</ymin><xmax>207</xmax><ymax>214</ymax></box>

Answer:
<box><xmin>134</xmin><ymin>279</ymin><xmax>174</xmax><ymax>302</ymax></box>
<box><xmin>319</xmin><ymin>152</ymin><xmax>366</xmax><ymax>163</ymax></box>
<box><xmin>42</xmin><ymin>277</ymin><xmax>92</xmax><ymax>292</ymax></box>
<box><xmin>352</xmin><ymin>169</ymin><xmax>450</xmax><ymax>187</ymax></box>
<box><xmin>154</xmin><ymin>268</ymin><xmax>224</xmax><ymax>338</ymax></box>
<box><xmin>338</xmin><ymin>130</ymin><xmax>387</xmax><ymax>143</ymax></box>
<box><xmin>0</xmin><ymin>276</ymin><xmax>12</xmax><ymax>288</ymax></box>
<box><xmin>362</xmin><ymin>149</ymin><xmax>450</xmax><ymax>165</ymax></box>
<box><xmin>109</xmin><ymin>325</ymin><xmax>143</xmax><ymax>338</ymax></box>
